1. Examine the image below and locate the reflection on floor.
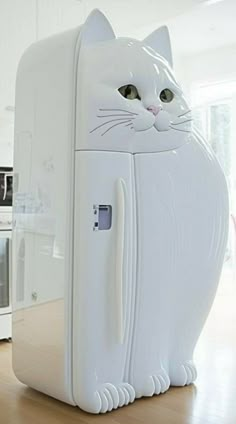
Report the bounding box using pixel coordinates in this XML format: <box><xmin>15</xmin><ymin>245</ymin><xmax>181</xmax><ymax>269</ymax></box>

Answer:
<box><xmin>0</xmin><ymin>265</ymin><xmax>235</xmax><ymax>424</ymax></box>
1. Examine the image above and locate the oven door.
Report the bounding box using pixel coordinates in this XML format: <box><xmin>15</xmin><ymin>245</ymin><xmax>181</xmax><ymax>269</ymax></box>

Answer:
<box><xmin>0</xmin><ymin>230</ymin><xmax>12</xmax><ymax>315</ymax></box>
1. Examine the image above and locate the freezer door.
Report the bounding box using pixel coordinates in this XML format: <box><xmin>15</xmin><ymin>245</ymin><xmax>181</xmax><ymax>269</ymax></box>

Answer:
<box><xmin>73</xmin><ymin>151</ymin><xmax>136</xmax><ymax>413</ymax></box>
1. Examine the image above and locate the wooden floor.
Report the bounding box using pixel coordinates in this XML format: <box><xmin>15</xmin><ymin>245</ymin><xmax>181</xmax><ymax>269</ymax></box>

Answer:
<box><xmin>1</xmin><ymin>267</ymin><xmax>236</xmax><ymax>424</ymax></box>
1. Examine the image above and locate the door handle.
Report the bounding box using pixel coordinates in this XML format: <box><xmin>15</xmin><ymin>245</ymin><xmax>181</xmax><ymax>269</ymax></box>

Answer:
<box><xmin>116</xmin><ymin>178</ymin><xmax>127</xmax><ymax>344</ymax></box>
<box><xmin>3</xmin><ymin>173</ymin><xmax>13</xmax><ymax>201</ymax></box>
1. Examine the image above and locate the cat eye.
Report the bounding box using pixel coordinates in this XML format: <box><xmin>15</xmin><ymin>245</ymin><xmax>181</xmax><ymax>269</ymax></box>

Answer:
<box><xmin>118</xmin><ymin>84</ymin><xmax>141</xmax><ymax>100</ymax></box>
<box><xmin>159</xmin><ymin>88</ymin><xmax>174</xmax><ymax>103</ymax></box>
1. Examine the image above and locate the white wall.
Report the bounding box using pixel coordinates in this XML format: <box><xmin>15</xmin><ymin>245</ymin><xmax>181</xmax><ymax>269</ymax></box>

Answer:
<box><xmin>175</xmin><ymin>43</ymin><xmax>236</xmax><ymax>100</ymax></box>
<box><xmin>0</xmin><ymin>0</ymin><xmax>85</xmax><ymax>166</ymax></box>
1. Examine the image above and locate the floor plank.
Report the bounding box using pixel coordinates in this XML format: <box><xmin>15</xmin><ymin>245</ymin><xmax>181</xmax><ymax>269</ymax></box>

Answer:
<box><xmin>0</xmin><ymin>267</ymin><xmax>235</xmax><ymax>423</ymax></box>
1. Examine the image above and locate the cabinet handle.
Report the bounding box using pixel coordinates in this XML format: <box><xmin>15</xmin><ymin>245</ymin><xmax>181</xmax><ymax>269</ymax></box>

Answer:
<box><xmin>3</xmin><ymin>173</ymin><xmax>13</xmax><ymax>201</ymax></box>
<box><xmin>116</xmin><ymin>178</ymin><xmax>127</xmax><ymax>344</ymax></box>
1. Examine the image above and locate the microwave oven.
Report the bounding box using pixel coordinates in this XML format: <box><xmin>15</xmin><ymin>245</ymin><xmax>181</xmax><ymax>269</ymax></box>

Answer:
<box><xmin>0</xmin><ymin>168</ymin><xmax>13</xmax><ymax>207</ymax></box>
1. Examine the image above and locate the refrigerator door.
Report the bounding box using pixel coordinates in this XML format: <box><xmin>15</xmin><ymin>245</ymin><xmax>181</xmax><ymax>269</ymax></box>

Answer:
<box><xmin>73</xmin><ymin>151</ymin><xmax>136</xmax><ymax>413</ymax></box>
<box><xmin>130</xmin><ymin>139</ymin><xmax>228</xmax><ymax>397</ymax></box>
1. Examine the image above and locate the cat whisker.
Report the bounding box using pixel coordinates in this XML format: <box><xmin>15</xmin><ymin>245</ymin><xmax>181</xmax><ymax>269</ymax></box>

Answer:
<box><xmin>171</xmin><ymin>119</ymin><xmax>193</xmax><ymax>126</ymax></box>
<box><xmin>124</xmin><ymin>122</ymin><xmax>134</xmax><ymax>130</ymax></box>
<box><xmin>170</xmin><ymin>126</ymin><xmax>191</xmax><ymax>133</ymax></box>
<box><xmin>90</xmin><ymin>117</ymin><xmax>132</xmax><ymax>133</ymax></box>
<box><xmin>97</xmin><ymin>114</ymin><xmax>135</xmax><ymax>118</ymax></box>
<box><xmin>177</xmin><ymin>109</ymin><xmax>192</xmax><ymax>118</ymax></box>
<box><xmin>101</xmin><ymin>119</ymin><xmax>132</xmax><ymax>136</ymax></box>
<box><xmin>99</xmin><ymin>108</ymin><xmax>138</xmax><ymax>115</ymax></box>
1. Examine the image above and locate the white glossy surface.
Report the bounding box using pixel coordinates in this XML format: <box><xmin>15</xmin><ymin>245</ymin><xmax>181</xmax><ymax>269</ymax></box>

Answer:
<box><xmin>0</xmin><ymin>314</ymin><xmax>11</xmax><ymax>339</ymax></box>
<box><xmin>12</xmin><ymin>9</ymin><xmax>229</xmax><ymax>414</ymax></box>
<box><xmin>73</xmin><ymin>151</ymin><xmax>136</xmax><ymax>413</ymax></box>
<box><xmin>12</xmin><ymin>26</ymin><xmax>82</xmax><ymax>405</ymax></box>
<box><xmin>76</xmin><ymin>11</ymin><xmax>190</xmax><ymax>154</ymax></box>
<box><xmin>0</xmin><ymin>210</ymin><xmax>12</xmax><ymax>230</ymax></box>
<box><xmin>0</xmin><ymin>230</ymin><xmax>12</xmax><ymax>240</ymax></box>
<box><xmin>131</xmin><ymin>134</ymin><xmax>228</xmax><ymax>396</ymax></box>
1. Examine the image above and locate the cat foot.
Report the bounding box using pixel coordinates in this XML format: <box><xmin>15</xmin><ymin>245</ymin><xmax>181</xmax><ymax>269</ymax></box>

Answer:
<box><xmin>151</xmin><ymin>368</ymin><xmax>170</xmax><ymax>395</ymax></box>
<box><xmin>133</xmin><ymin>368</ymin><xmax>170</xmax><ymax>398</ymax></box>
<box><xmin>116</xmin><ymin>383</ymin><xmax>135</xmax><ymax>408</ymax></box>
<box><xmin>91</xmin><ymin>382</ymin><xmax>135</xmax><ymax>413</ymax></box>
<box><xmin>78</xmin><ymin>383</ymin><xmax>135</xmax><ymax>414</ymax></box>
<box><xmin>170</xmin><ymin>360</ymin><xmax>197</xmax><ymax>386</ymax></box>
<box><xmin>98</xmin><ymin>383</ymin><xmax>119</xmax><ymax>413</ymax></box>
<box><xmin>78</xmin><ymin>383</ymin><xmax>119</xmax><ymax>413</ymax></box>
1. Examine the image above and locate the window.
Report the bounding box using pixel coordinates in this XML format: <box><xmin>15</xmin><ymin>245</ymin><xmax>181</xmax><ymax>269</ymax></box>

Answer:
<box><xmin>193</xmin><ymin>101</ymin><xmax>231</xmax><ymax>177</ymax></box>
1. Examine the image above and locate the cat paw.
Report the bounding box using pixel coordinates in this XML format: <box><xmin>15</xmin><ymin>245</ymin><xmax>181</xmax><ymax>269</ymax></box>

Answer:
<box><xmin>98</xmin><ymin>383</ymin><xmax>119</xmax><ymax>413</ymax></box>
<box><xmin>170</xmin><ymin>360</ymin><xmax>197</xmax><ymax>386</ymax></box>
<box><xmin>133</xmin><ymin>368</ymin><xmax>170</xmax><ymax>398</ymax></box>
<box><xmin>116</xmin><ymin>383</ymin><xmax>135</xmax><ymax>408</ymax></box>
<box><xmin>78</xmin><ymin>382</ymin><xmax>135</xmax><ymax>413</ymax></box>
<box><xmin>95</xmin><ymin>382</ymin><xmax>135</xmax><ymax>413</ymax></box>
<box><xmin>151</xmin><ymin>368</ymin><xmax>170</xmax><ymax>395</ymax></box>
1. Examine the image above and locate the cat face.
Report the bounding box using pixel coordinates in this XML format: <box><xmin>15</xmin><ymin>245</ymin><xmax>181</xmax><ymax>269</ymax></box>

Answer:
<box><xmin>76</xmin><ymin>10</ymin><xmax>192</xmax><ymax>153</ymax></box>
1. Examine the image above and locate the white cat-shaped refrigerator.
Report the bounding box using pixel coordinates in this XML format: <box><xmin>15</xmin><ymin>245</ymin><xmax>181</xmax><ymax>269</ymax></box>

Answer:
<box><xmin>12</xmin><ymin>10</ymin><xmax>229</xmax><ymax>414</ymax></box>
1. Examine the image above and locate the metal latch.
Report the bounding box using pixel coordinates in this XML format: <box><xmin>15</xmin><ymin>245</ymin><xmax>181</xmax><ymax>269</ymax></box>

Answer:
<box><xmin>93</xmin><ymin>205</ymin><xmax>112</xmax><ymax>231</ymax></box>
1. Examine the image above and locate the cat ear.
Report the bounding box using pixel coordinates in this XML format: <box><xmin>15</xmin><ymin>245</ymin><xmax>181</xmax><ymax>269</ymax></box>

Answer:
<box><xmin>80</xmin><ymin>9</ymin><xmax>115</xmax><ymax>46</ymax></box>
<box><xmin>144</xmin><ymin>26</ymin><xmax>173</xmax><ymax>67</ymax></box>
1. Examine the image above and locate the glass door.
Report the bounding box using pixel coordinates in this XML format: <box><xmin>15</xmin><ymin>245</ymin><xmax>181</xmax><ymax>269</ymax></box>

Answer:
<box><xmin>0</xmin><ymin>237</ymin><xmax>10</xmax><ymax>309</ymax></box>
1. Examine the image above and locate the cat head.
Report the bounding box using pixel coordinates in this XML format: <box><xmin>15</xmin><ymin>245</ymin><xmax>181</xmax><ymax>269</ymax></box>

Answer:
<box><xmin>76</xmin><ymin>9</ymin><xmax>192</xmax><ymax>153</ymax></box>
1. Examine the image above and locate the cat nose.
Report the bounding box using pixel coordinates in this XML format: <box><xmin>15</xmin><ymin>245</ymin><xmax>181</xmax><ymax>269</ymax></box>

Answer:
<box><xmin>147</xmin><ymin>105</ymin><xmax>162</xmax><ymax>116</ymax></box>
